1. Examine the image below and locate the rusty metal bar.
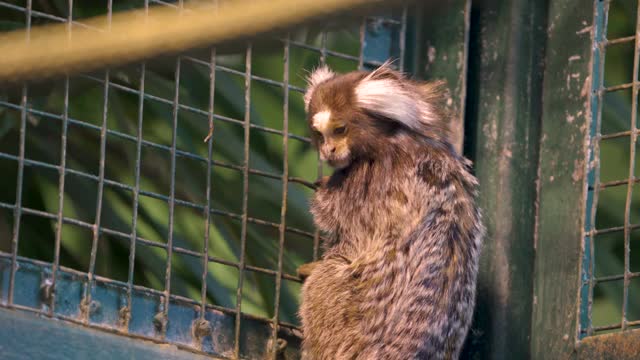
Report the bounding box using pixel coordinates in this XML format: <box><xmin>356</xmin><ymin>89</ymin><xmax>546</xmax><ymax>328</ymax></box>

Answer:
<box><xmin>82</xmin><ymin>0</ymin><xmax>113</xmax><ymax>324</ymax></box>
<box><xmin>398</xmin><ymin>6</ymin><xmax>407</xmax><ymax>72</ymax></box>
<box><xmin>234</xmin><ymin>43</ymin><xmax>253</xmax><ymax>358</ymax></box>
<box><xmin>594</xmin><ymin>271</ymin><xmax>640</xmax><ymax>284</ymax></box>
<box><xmin>49</xmin><ymin>0</ymin><xmax>73</xmax><ymax>317</ymax></box>
<box><xmin>619</xmin><ymin>0</ymin><xmax>640</xmax><ymax>332</ymax></box>
<box><xmin>311</xmin><ymin>32</ymin><xmax>329</xmax><ymax>262</ymax></box>
<box><xmin>7</xmin><ymin>0</ymin><xmax>31</xmax><ymax>309</ymax></box>
<box><xmin>606</xmin><ymin>35</ymin><xmax>636</xmax><ymax>46</ymax></box>
<box><xmin>160</xmin><ymin>1</ymin><xmax>185</xmax><ymax>335</ymax></box>
<box><xmin>591</xmin><ymin>223</ymin><xmax>640</xmax><ymax>236</ymax></box>
<box><xmin>582</xmin><ymin>0</ymin><xmax>610</xmax><ymax>337</ymax></box>
<box><xmin>600</xmin><ymin>129</ymin><xmax>640</xmax><ymax>140</ymax></box>
<box><xmin>595</xmin><ymin>177</ymin><xmax>640</xmax><ymax>189</ymax></box>
<box><xmin>124</xmin><ymin>0</ymin><xmax>150</xmax><ymax>330</ymax></box>
<box><xmin>604</xmin><ymin>82</ymin><xmax>634</xmax><ymax>93</ymax></box>
<box><xmin>270</xmin><ymin>35</ymin><xmax>291</xmax><ymax>358</ymax></box>
<box><xmin>199</xmin><ymin>46</ymin><xmax>217</xmax><ymax>324</ymax></box>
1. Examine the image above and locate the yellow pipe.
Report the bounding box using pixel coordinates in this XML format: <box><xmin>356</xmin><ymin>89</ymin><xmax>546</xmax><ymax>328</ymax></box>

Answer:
<box><xmin>0</xmin><ymin>0</ymin><xmax>399</xmax><ymax>82</ymax></box>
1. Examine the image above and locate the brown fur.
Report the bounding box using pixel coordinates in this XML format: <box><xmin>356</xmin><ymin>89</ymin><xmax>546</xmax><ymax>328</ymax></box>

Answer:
<box><xmin>299</xmin><ymin>64</ymin><xmax>484</xmax><ymax>360</ymax></box>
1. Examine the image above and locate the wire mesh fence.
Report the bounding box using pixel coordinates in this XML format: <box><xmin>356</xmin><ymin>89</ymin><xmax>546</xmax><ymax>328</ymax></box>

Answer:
<box><xmin>581</xmin><ymin>0</ymin><xmax>640</xmax><ymax>338</ymax></box>
<box><xmin>0</xmin><ymin>0</ymin><xmax>408</xmax><ymax>358</ymax></box>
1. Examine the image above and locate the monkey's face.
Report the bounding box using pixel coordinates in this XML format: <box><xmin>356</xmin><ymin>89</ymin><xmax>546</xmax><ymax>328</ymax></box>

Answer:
<box><xmin>310</xmin><ymin>109</ymin><xmax>352</xmax><ymax>169</ymax></box>
<box><xmin>304</xmin><ymin>63</ymin><xmax>438</xmax><ymax>169</ymax></box>
<box><xmin>305</xmin><ymin>70</ymin><xmax>375</xmax><ymax>169</ymax></box>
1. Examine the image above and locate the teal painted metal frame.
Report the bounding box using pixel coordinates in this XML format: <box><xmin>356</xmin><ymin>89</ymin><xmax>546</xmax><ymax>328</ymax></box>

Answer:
<box><xmin>580</xmin><ymin>0</ymin><xmax>607</xmax><ymax>339</ymax></box>
<box><xmin>580</xmin><ymin>0</ymin><xmax>640</xmax><ymax>339</ymax></box>
<box><xmin>0</xmin><ymin>307</ymin><xmax>215</xmax><ymax>360</ymax></box>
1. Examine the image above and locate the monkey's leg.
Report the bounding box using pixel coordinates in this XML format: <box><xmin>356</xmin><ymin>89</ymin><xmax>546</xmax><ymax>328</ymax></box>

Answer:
<box><xmin>300</xmin><ymin>258</ymin><xmax>365</xmax><ymax>360</ymax></box>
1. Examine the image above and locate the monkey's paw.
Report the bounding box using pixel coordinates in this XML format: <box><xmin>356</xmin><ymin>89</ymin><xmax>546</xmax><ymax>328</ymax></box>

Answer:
<box><xmin>297</xmin><ymin>261</ymin><xmax>323</xmax><ymax>280</ymax></box>
<box><xmin>313</xmin><ymin>176</ymin><xmax>330</xmax><ymax>190</ymax></box>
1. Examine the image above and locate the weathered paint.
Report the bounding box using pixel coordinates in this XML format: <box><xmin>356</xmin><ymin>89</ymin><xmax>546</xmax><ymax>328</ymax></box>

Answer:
<box><xmin>0</xmin><ymin>255</ymin><xmax>302</xmax><ymax>360</ymax></box>
<box><xmin>576</xmin><ymin>328</ymin><xmax>640</xmax><ymax>360</ymax></box>
<box><xmin>0</xmin><ymin>307</ymin><xmax>216</xmax><ymax>360</ymax></box>
<box><xmin>531</xmin><ymin>0</ymin><xmax>594</xmax><ymax>359</ymax></box>
<box><xmin>461</xmin><ymin>0</ymin><xmax>547</xmax><ymax>359</ymax></box>
<box><xmin>579</xmin><ymin>0</ymin><xmax>606</xmax><ymax>339</ymax></box>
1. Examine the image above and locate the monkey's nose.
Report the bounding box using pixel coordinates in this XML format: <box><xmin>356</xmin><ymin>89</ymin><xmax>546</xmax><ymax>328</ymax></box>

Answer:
<box><xmin>329</xmin><ymin>146</ymin><xmax>336</xmax><ymax>154</ymax></box>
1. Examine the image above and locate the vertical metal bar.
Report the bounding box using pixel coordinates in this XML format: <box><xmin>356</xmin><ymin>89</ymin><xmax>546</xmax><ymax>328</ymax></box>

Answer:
<box><xmin>270</xmin><ymin>36</ymin><xmax>290</xmax><ymax>359</ymax></box>
<box><xmin>159</xmin><ymin>54</ymin><xmax>180</xmax><ymax>339</ymax></box>
<box><xmin>123</xmin><ymin>63</ymin><xmax>145</xmax><ymax>329</ymax></box>
<box><xmin>199</xmin><ymin>41</ymin><xmax>217</xmax><ymax>324</ymax></box>
<box><xmin>620</xmin><ymin>0</ymin><xmax>640</xmax><ymax>332</ymax></box>
<box><xmin>312</xmin><ymin>33</ymin><xmax>328</xmax><ymax>261</ymax></box>
<box><xmin>124</xmin><ymin>0</ymin><xmax>150</xmax><ymax>330</ymax></box>
<box><xmin>319</xmin><ymin>32</ymin><xmax>328</xmax><ymax>65</ymax></box>
<box><xmin>358</xmin><ymin>17</ymin><xmax>366</xmax><ymax>70</ymax></box>
<box><xmin>161</xmin><ymin>0</ymin><xmax>185</xmax><ymax>337</ymax></box>
<box><xmin>398</xmin><ymin>6</ymin><xmax>408</xmax><ymax>72</ymax></box>
<box><xmin>234</xmin><ymin>43</ymin><xmax>252</xmax><ymax>359</ymax></box>
<box><xmin>8</xmin><ymin>0</ymin><xmax>32</xmax><ymax>307</ymax></box>
<box><xmin>83</xmin><ymin>0</ymin><xmax>113</xmax><ymax>323</ymax></box>
<box><xmin>49</xmin><ymin>0</ymin><xmax>73</xmax><ymax>316</ymax></box>
<box><xmin>582</xmin><ymin>0</ymin><xmax>609</xmax><ymax>337</ymax></box>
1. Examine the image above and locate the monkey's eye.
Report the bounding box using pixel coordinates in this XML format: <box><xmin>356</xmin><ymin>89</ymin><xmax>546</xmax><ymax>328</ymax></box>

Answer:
<box><xmin>313</xmin><ymin>130</ymin><xmax>324</xmax><ymax>141</ymax></box>
<box><xmin>333</xmin><ymin>126</ymin><xmax>347</xmax><ymax>135</ymax></box>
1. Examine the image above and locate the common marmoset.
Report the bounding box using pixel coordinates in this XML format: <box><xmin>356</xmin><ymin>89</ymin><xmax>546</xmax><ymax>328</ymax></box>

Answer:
<box><xmin>298</xmin><ymin>63</ymin><xmax>484</xmax><ymax>360</ymax></box>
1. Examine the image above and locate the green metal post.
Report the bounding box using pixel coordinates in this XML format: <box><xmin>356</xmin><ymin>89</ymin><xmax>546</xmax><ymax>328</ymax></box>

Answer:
<box><xmin>530</xmin><ymin>0</ymin><xmax>594</xmax><ymax>358</ymax></box>
<box><xmin>462</xmin><ymin>0</ymin><xmax>548</xmax><ymax>358</ymax></box>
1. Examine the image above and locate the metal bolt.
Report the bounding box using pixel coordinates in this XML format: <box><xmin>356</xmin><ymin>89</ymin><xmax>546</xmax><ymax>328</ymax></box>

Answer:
<box><xmin>153</xmin><ymin>312</ymin><xmax>168</xmax><ymax>333</ymax></box>
<box><xmin>118</xmin><ymin>306</ymin><xmax>131</xmax><ymax>328</ymax></box>
<box><xmin>39</xmin><ymin>278</ymin><xmax>53</xmax><ymax>303</ymax></box>
<box><xmin>89</xmin><ymin>300</ymin><xmax>101</xmax><ymax>314</ymax></box>
<box><xmin>193</xmin><ymin>318</ymin><xmax>212</xmax><ymax>339</ymax></box>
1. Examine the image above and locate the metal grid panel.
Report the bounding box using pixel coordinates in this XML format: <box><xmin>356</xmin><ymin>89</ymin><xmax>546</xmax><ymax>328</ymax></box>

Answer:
<box><xmin>581</xmin><ymin>0</ymin><xmax>640</xmax><ymax>338</ymax></box>
<box><xmin>0</xmin><ymin>1</ymin><xmax>408</xmax><ymax>358</ymax></box>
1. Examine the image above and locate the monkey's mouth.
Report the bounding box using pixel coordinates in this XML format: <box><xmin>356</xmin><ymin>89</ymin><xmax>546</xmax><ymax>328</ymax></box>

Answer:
<box><xmin>326</xmin><ymin>155</ymin><xmax>351</xmax><ymax>169</ymax></box>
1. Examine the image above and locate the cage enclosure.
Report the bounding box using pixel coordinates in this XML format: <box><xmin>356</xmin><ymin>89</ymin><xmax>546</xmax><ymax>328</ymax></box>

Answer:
<box><xmin>1</xmin><ymin>0</ymin><xmax>639</xmax><ymax>359</ymax></box>
<box><xmin>0</xmin><ymin>1</ymin><xmax>470</xmax><ymax>359</ymax></box>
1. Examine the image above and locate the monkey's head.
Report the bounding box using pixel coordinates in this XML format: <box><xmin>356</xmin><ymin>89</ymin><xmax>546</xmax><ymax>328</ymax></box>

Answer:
<box><xmin>303</xmin><ymin>62</ymin><xmax>447</xmax><ymax>169</ymax></box>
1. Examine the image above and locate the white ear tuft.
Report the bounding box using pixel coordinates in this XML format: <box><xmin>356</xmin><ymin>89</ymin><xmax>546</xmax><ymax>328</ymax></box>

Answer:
<box><xmin>355</xmin><ymin>78</ymin><xmax>422</xmax><ymax>131</ymax></box>
<box><xmin>304</xmin><ymin>65</ymin><xmax>335</xmax><ymax>111</ymax></box>
<box><xmin>362</xmin><ymin>59</ymin><xmax>398</xmax><ymax>81</ymax></box>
